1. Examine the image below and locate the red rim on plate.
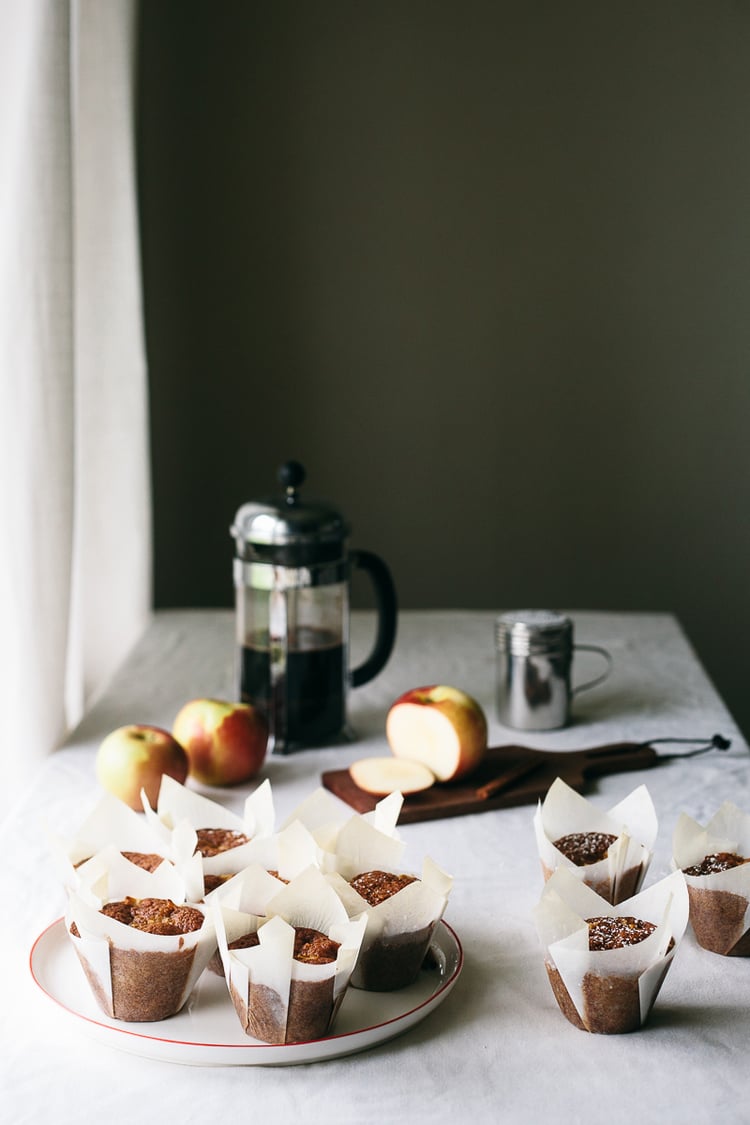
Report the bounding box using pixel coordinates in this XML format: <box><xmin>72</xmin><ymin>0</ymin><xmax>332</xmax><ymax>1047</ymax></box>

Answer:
<box><xmin>29</xmin><ymin>917</ymin><xmax>464</xmax><ymax>1065</ymax></box>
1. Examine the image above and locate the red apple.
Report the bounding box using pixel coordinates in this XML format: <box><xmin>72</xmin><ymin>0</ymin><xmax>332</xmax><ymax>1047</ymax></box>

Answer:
<box><xmin>172</xmin><ymin>698</ymin><xmax>268</xmax><ymax>787</ymax></box>
<box><xmin>349</xmin><ymin>755</ymin><xmax>436</xmax><ymax>796</ymax></box>
<box><xmin>95</xmin><ymin>724</ymin><xmax>189</xmax><ymax>811</ymax></box>
<box><xmin>385</xmin><ymin>685</ymin><xmax>488</xmax><ymax>782</ymax></box>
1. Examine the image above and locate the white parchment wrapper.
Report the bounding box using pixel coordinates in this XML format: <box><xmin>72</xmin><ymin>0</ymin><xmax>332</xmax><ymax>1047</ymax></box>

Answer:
<box><xmin>534</xmin><ymin>777</ymin><xmax>658</xmax><ymax>904</ymax></box>
<box><xmin>65</xmin><ymin>846</ymin><xmax>217</xmax><ymax>1022</ymax></box>
<box><xmin>672</xmin><ymin>801</ymin><xmax>750</xmax><ymax>955</ymax></box>
<box><xmin>142</xmin><ymin>775</ymin><xmax>275</xmax><ymax>877</ymax></box>
<box><xmin>207</xmin><ymin>862</ymin><xmax>284</xmax><ymax>912</ymax></box>
<box><xmin>534</xmin><ymin>867</ymin><xmax>689</xmax><ymax>1034</ymax></box>
<box><xmin>282</xmin><ymin>788</ymin><xmax>403</xmax><ymax>870</ymax></box>
<box><xmin>213</xmin><ymin>865</ymin><xmax>367</xmax><ymax>1043</ymax></box>
<box><xmin>49</xmin><ymin>792</ymin><xmax>168</xmax><ymax>889</ymax></box>
<box><xmin>325</xmin><ymin>812</ymin><xmax>453</xmax><ymax>991</ymax></box>
<box><xmin>217</xmin><ymin>818</ymin><xmax>323</xmax><ymax>886</ymax></box>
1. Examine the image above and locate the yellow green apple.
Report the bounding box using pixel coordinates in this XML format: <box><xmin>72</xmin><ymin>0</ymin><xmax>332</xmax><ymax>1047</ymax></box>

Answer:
<box><xmin>95</xmin><ymin>724</ymin><xmax>189</xmax><ymax>810</ymax></box>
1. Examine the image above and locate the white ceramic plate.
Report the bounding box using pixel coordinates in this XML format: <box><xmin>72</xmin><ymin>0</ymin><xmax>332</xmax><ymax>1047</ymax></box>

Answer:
<box><xmin>30</xmin><ymin>918</ymin><xmax>463</xmax><ymax>1066</ymax></box>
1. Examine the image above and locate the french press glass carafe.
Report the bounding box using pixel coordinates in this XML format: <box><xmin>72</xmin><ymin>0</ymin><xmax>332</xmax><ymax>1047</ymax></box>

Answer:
<box><xmin>230</xmin><ymin>461</ymin><xmax>398</xmax><ymax>753</ymax></box>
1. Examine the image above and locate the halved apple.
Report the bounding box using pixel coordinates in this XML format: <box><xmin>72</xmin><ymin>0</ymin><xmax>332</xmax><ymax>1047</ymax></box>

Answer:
<box><xmin>385</xmin><ymin>685</ymin><xmax>488</xmax><ymax>782</ymax></box>
<box><xmin>349</xmin><ymin>756</ymin><xmax>436</xmax><ymax>796</ymax></box>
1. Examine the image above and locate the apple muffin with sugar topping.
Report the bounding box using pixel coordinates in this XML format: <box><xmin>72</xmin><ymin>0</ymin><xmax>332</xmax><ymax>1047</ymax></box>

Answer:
<box><xmin>344</xmin><ymin>869</ymin><xmax>434</xmax><ymax>991</ymax></box>
<box><xmin>213</xmin><ymin>867</ymin><xmax>366</xmax><ymax>1044</ymax></box>
<box><xmin>673</xmin><ymin>803</ymin><xmax>750</xmax><ymax>956</ymax></box>
<box><xmin>328</xmin><ymin>860</ymin><xmax>452</xmax><ymax>992</ymax></box>
<box><xmin>65</xmin><ymin>848</ymin><xmax>217</xmax><ymax>1023</ymax></box>
<box><xmin>534</xmin><ymin>778</ymin><xmax>658</xmax><ymax>905</ymax></box>
<box><xmin>535</xmin><ymin>868</ymin><xmax>689</xmax><ymax>1034</ymax></box>
<box><xmin>223</xmin><ymin>925</ymin><xmax>342</xmax><ymax>1043</ymax></box>
<box><xmin>321</xmin><ymin>792</ymin><xmax>453</xmax><ymax>991</ymax></box>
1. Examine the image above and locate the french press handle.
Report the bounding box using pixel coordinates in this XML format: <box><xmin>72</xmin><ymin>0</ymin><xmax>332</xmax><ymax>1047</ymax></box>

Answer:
<box><xmin>349</xmin><ymin>549</ymin><xmax>398</xmax><ymax>688</ymax></box>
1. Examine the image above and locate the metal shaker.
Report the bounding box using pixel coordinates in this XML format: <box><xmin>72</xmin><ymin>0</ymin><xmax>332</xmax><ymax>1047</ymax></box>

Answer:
<box><xmin>495</xmin><ymin>610</ymin><xmax>612</xmax><ymax>731</ymax></box>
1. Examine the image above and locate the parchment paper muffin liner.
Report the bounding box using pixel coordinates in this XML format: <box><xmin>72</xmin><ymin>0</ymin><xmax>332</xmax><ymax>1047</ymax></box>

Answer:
<box><xmin>672</xmin><ymin>802</ymin><xmax>750</xmax><ymax>955</ymax></box>
<box><xmin>534</xmin><ymin>867</ymin><xmax>688</xmax><ymax>1034</ymax></box>
<box><xmin>142</xmin><ymin>775</ymin><xmax>275</xmax><ymax>878</ymax></box>
<box><xmin>65</xmin><ymin>846</ymin><xmax>217</xmax><ymax>1022</ymax></box>
<box><xmin>534</xmin><ymin>777</ymin><xmax>658</xmax><ymax>904</ymax></box>
<box><xmin>282</xmin><ymin>788</ymin><xmax>404</xmax><ymax>871</ymax></box>
<box><xmin>212</xmin><ymin>865</ymin><xmax>367</xmax><ymax>1044</ymax></box>
<box><xmin>208</xmin><ymin>817</ymin><xmax>323</xmax><ymax>888</ymax></box>
<box><xmin>324</xmin><ymin>811</ymin><xmax>453</xmax><ymax>991</ymax></box>
<box><xmin>49</xmin><ymin>792</ymin><xmax>169</xmax><ymax>889</ymax></box>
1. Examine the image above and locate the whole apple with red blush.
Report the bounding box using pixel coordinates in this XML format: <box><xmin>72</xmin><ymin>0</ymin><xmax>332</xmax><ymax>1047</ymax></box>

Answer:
<box><xmin>96</xmin><ymin>724</ymin><xmax>189</xmax><ymax>811</ymax></box>
<box><xmin>172</xmin><ymin>698</ymin><xmax>268</xmax><ymax>787</ymax></box>
<box><xmin>385</xmin><ymin>684</ymin><xmax>488</xmax><ymax>783</ymax></box>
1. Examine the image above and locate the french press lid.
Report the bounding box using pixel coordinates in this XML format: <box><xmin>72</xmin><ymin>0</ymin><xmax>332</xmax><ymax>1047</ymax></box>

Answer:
<box><xmin>230</xmin><ymin>461</ymin><xmax>350</xmax><ymax>566</ymax></box>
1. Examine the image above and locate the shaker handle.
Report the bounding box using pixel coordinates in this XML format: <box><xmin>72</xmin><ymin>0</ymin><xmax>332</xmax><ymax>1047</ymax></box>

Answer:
<box><xmin>349</xmin><ymin>549</ymin><xmax>398</xmax><ymax>688</ymax></box>
<box><xmin>571</xmin><ymin>644</ymin><xmax>613</xmax><ymax>696</ymax></box>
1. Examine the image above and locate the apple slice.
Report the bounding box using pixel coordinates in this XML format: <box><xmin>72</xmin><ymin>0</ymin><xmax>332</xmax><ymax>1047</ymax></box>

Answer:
<box><xmin>386</xmin><ymin>685</ymin><xmax>488</xmax><ymax>782</ymax></box>
<box><xmin>349</xmin><ymin>756</ymin><xmax>436</xmax><ymax>796</ymax></box>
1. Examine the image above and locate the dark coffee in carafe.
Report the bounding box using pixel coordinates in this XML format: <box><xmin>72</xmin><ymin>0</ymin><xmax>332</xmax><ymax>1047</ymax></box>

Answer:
<box><xmin>240</xmin><ymin>628</ymin><xmax>345</xmax><ymax>748</ymax></box>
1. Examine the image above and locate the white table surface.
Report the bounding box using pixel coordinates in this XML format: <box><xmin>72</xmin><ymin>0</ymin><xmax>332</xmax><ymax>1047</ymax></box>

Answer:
<box><xmin>4</xmin><ymin>609</ymin><xmax>750</xmax><ymax>1124</ymax></box>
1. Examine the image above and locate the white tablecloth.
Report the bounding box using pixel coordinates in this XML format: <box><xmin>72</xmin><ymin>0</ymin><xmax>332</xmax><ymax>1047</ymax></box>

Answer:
<box><xmin>4</xmin><ymin>610</ymin><xmax>749</xmax><ymax>1124</ymax></box>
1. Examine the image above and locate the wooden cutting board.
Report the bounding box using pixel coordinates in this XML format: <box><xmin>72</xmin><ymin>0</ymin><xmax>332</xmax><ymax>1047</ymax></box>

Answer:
<box><xmin>321</xmin><ymin>742</ymin><xmax>659</xmax><ymax>824</ymax></box>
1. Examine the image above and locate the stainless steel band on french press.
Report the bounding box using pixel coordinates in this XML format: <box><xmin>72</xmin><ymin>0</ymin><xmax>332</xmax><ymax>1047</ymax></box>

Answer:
<box><xmin>233</xmin><ymin>558</ymin><xmax>349</xmax><ymax>591</ymax></box>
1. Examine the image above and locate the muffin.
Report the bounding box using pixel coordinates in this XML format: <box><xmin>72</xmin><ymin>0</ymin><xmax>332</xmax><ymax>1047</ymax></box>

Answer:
<box><xmin>337</xmin><ymin>862</ymin><xmax>452</xmax><ymax>991</ymax></box>
<box><xmin>65</xmin><ymin>846</ymin><xmax>217</xmax><ymax>1022</ymax></box>
<box><xmin>212</xmin><ymin>865</ymin><xmax>366</xmax><ymax>1044</ymax></box>
<box><xmin>142</xmin><ymin>775</ymin><xmax>276</xmax><ymax>881</ymax></box>
<box><xmin>324</xmin><ymin>807</ymin><xmax>452</xmax><ymax>991</ymax></box>
<box><xmin>534</xmin><ymin>777</ymin><xmax>658</xmax><ymax>904</ymax></box>
<box><xmin>534</xmin><ymin>867</ymin><xmax>688</xmax><ymax>1034</ymax></box>
<box><xmin>673</xmin><ymin>801</ymin><xmax>750</xmax><ymax>955</ymax></box>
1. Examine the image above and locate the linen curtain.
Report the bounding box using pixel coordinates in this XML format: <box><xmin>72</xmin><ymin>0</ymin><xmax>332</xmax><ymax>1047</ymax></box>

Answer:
<box><xmin>0</xmin><ymin>0</ymin><xmax>151</xmax><ymax>800</ymax></box>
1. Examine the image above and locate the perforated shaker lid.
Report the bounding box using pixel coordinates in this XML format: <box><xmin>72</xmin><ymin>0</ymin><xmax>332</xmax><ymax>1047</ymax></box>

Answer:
<box><xmin>495</xmin><ymin>610</ymin><xmax>573</xmax><ymax>655</ymax></box>
<box><xmin>230</xmin><ymin>461</ymin><xmax>349</xmax><ymax>564</ymax></box>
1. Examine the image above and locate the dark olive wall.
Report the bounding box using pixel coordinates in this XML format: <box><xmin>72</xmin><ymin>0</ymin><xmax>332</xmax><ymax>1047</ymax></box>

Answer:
<box><xmin>136</xmin><ymin>1</ymin><xmax>750</xmax><ymax>736</ymax></box>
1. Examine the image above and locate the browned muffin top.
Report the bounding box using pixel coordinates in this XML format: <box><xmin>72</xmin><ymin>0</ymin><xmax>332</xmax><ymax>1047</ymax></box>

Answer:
<box><xmin>682</xmin><ymin>851</ymin><xmax>749</xmax><ymax>877</ymax></box>
<box><xmin>228</xmin><ymin>926</ymin><xmax>339</xmax><ymax>964</ymax></box>
<box><xmin>120</xmin><ymin>851</ymin><xmax>165</xmax><ymax>872</ymax></box>
<box><xmin>553</xmin><ymin>832</ymin><xmax>618</xmax><ymax>866</ymax></box>
<box><xmin>586</xmin><ymin>915</ymin><xmax>657</xmax><ymax>951</ymax></box>
<box><xmin>293</xmin><ymin>927</ymin><xmax>340</xmax><ymax>964</ymax></box>
<box><xmin>195</xmin><ymin>827</ymin><xmax>251</xmax><ymax>857</ymax></box>
<box><xmin>100</xmin><ymin>896</ymin><xmax>205</xmax><ymax>935</ymax></box>
<box><xmin>350</xmin><ymin>870</ymin><xmax>417</xmax><ymax>906</ymax></box>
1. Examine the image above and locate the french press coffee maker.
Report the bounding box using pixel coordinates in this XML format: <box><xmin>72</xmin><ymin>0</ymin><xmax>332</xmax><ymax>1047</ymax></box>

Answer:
<box><xmin>230</xmin><ymin>461</ymin><xmax>398</xmax><ymax>753</ymax></box>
